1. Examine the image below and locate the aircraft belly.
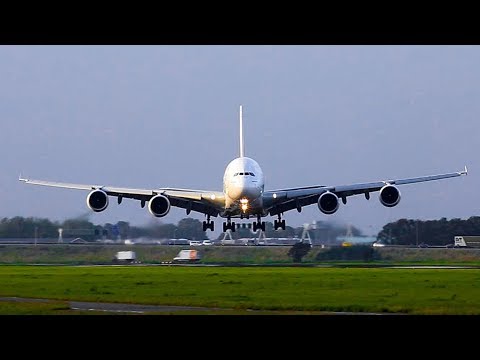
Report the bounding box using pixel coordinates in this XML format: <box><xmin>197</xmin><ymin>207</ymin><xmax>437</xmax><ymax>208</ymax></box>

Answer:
<box><xmin>220</xmin><ymin>197</ymin><xmax>264</xmax><ymax>218</ymax></box>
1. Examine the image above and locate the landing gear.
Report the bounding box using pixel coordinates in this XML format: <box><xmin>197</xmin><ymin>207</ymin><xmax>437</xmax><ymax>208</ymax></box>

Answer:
<box><xmin>202</xmin><ymin>215</ymin><xmax>214</xmax><ymax>231</ymax></box>
<box><xmin>252</xmin><ymin>222</ymin><xmax>265</xmax><ymax>232</ymax></box>
<box><xmin>222</xmin><ymin>217</ymin><xmax>236</xmax><ymax>232</ymax></box>
<box><xmin>274</xmin><ymin>215</ymin><xmax>286</xmax><ymax>231</ymax></box>
<box><xmin>252</xmin><ymin>215</ymin><xmax>266</xmax><ymax>232</ymax></box>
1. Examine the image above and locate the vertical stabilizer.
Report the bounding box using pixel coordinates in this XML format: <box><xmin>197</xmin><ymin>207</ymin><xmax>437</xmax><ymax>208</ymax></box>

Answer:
<box><xmin>239</xmin><ymin>105</ymin><xmax>244</xmax><ymax>157</ymax></box>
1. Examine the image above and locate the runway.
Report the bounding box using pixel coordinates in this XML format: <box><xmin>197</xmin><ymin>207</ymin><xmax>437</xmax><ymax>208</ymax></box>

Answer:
<box><xmin>0</xmin><ymin>296</ymin><xmax>222</xmax><ymax>314</ymax></box>
<box><xmin>0</xmin><ymin>296</ymin><xmax>397</xmax><ymax>315</ymax></box>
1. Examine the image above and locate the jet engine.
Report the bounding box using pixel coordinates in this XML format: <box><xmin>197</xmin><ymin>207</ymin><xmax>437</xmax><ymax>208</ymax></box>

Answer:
<box><xmin>86</xmin><ymin>189</ymin><xmax>109</xmax><ymax>212</ymax></box>
<box><xmin>148</xmin><ymin>194</ymin><xmax>171</xmax><ymax>217</ymax></box>
<box><xmin>317</xmin><ymin>191</ymin><xmax>340</xmax><ymax>214</ymax></box>
<box><xmin>379</xmin><ymin>184</ymin><xmax>401</xmax><ymax>207</ymax></box>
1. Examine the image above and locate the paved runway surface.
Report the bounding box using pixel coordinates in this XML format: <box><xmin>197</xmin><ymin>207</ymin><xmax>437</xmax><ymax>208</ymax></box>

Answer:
<box><xmin>0</xmin><ymin>296</ymin><xmax>220</xmax><ymax>313</ymax></box>
<box><xmin>0</xmin><ymin>296</ymin><xmax>396</xmax><ymax>314</ymax></box>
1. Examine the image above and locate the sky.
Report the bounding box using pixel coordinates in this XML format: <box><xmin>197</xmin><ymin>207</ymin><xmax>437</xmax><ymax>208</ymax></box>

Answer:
<box><xmin>0</xmin><ymin>45</ymin><xmax>479</xmax><ymax>238</ymax></box>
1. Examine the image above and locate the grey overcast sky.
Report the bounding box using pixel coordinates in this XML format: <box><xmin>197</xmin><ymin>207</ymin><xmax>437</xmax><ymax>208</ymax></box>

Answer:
<box><xmin>1</xmin><ymin>45</ymin><xmax>478</xmax><ymax>237</ymax></box>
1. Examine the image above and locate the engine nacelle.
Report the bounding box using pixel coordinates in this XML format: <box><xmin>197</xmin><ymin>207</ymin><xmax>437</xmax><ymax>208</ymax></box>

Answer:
<box><xmin>317</xmin><ymin>191</ymin><xmax>340</xmax><ymax>214</ymax></box>
<box><xmin>86</xmin><ymin>189</ymin><xmax>109</xmax><ymax>212</ymax></box>
<box><xmin>148</xmin><ymin>194</ymin><xmax>171</xmax><ymax>217</ymax></box>
<box><xmin>379</xmin><ymin>184</ymin><xmax>401</xmax><ymax>207</ymax></box>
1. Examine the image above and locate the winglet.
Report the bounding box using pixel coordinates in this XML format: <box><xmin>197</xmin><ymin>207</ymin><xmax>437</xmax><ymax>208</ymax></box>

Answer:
<box><xmin>239</xmin><ymin>105</ymin><xmax>244</xmax><ymax>158</ymax></box>
<box><xmin>462</xmin><ymin>165</ymin><xmax>468</xmax><ymax>175</ymax></box>
<box><xmin>19</xmin><ymin>174</ymin><xmax>30</xmax><ymax>183</ymax></box>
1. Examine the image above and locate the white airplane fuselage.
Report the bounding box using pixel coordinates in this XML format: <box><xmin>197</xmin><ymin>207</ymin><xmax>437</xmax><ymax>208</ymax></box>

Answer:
<box><xmin>222</xmin><ymin>156</ymin><xmax>265</xmax><ymax>216</ymax></box>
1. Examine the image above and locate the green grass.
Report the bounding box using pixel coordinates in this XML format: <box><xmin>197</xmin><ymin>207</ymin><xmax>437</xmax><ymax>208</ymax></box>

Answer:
<box><xmin>1</xmin><ymin>265</ymin><xmax>480</xmax><ymax>314</ymax></box>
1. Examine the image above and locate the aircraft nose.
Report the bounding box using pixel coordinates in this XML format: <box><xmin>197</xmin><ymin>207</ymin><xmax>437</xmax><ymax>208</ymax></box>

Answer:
<box><xmin>227</xmin><ymin>182</ymin><xmax>260</xmax><ymax>200</ymax></box>
<box><xmin>243</xmin><ymin>184</ymin><xmax>261</xmax><ymax>199</ymax></box>
<box><xmin>227</xmin><ymin>185</ymin><xmax>243</xmax><ymax>200</ymax></box>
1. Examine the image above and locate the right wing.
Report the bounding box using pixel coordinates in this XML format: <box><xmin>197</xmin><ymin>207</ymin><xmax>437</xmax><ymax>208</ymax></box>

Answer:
<box><xmin>19</xmin><ymin>177</ymin><xmax>225</xmax><ymax>217</ymax></box>
<box><xmin>263</xmin><ymin>166</ymin><xmax>468</xmax><ymax>216</ymax></box>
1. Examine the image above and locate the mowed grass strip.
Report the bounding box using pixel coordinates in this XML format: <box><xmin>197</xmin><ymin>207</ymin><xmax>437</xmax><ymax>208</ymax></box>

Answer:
<box><xmin>0</xmin><ymin>266</ymin><xmax>479</xmax><ymax>314</ymax></box>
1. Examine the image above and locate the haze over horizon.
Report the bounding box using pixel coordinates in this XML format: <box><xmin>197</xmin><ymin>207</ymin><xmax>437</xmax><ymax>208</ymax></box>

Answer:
<box><xmin>1</xmin><ymin>45</ymin><xmax>478</xmax><ymax>238</ymax></box>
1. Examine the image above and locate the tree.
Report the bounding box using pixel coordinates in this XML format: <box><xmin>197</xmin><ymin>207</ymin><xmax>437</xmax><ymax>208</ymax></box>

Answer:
<box><xmin>287</xmin><ymin>242</ymin><xmax>312</xmax><ymax>263</ymax></box>
<box><xmin>61</xmin><ymin>218</ymin><xmax>96</xmax><ymax>241</ymax></box>
<box><xmin>148</xmin><ymin>223</ymin><xmax>177</xmax><ymax>239</ymax></box>
<box><xmin>116</xmin><ymin>221</ymin><xmax>131</xmax><ymax>239</ymax></box>
<box><xmin>176</xmin><ymin>218</ymin><xmax>207</xmax><ymax>240</ymax></box>
<box><xmin>0</xmin><ymin>217</ymin><xmax>58</xmax><ymax>238</ymax></box>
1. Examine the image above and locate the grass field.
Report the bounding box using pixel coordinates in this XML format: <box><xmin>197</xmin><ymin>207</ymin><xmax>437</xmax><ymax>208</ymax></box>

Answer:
<box><xmin>1</xmin><ymin>265</ymin><xmax>480</xmax><ymax>314</ymax></box>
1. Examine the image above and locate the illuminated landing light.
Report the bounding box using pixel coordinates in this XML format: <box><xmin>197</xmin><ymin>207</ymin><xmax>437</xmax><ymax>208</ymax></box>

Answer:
<box><xmin>273</xmin><ymin>193</ymin><xmax>277</xmax><ymax>199</ymax></box>
<box><xmin>210</xmin><ymin>194</ymin><xmax>216</xmax><ymax>200</ymax></box>
<box><xmin>240</xmin><ymin>198</ymin><xmax>249</xmax><ymax>213</ymax></box>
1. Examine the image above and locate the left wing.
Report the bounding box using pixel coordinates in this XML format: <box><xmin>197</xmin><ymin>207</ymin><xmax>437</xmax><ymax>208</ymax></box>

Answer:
<box><xmin>264</xmin><ymin>166</ymin><xmax>468</xmax><ymax>216</ymax></box>
<box><xmin>18</xmin><ymin>177</ymin><xmax>225</xmax><ymax>217</ymax></box>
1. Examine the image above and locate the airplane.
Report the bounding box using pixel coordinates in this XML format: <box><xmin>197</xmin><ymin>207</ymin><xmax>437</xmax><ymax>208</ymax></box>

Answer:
<box><xmin>19</xmin><ymin>105</ymin><xmax>468</xmax><ymax>233</ymax></box>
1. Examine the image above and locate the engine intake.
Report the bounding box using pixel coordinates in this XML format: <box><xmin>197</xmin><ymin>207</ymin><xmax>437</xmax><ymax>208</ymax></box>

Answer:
<box><xmin>379</xmin><ymin>184</ymin><xmax>401</xmax><ymax>207</ymax></box>
<box><xmin>148</xmin><ymin>194</ymin><xmax>171</xmax><ymax>217</ymax></box>
<box><xmin>87</xmin><ymin>189</ymin><xmax>109</xmax><ymax>212</ymax></box>
<box><xmin>317</xmin><ymin>191</ymin><xmax>340</xmax><ymax>214</ymax></box>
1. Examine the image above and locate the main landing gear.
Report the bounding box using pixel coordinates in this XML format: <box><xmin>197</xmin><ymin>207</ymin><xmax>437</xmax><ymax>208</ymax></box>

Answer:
<box><xmin>223</xmin><ymin>217</ymin><xmax>236</xmax><ymax>232</ymax></box>
<box><xmin>252</xmin><ymin>215</ymin><xmax>266</xmax><ymax>232</ymax></box>
<box><xmin>274</xmin><ymin>215</ymin><xmax>286</xmax><ymax>231</ymax></box>
<box><xmin>202</xmin><ymin>215</ymin><xmax>214</xmax><ymax>231</ymax></box>
<box><xmin>217</xmin><ymin>215</ymin><xmax>286</xmax><ymax>233</ymax></box>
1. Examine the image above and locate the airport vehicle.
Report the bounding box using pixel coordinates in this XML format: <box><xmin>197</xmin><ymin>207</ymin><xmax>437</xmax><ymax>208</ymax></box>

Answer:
<box><xmin>19</xmin><ymin>106</ymin><xmax>468</xmax><ymax>233</ymax></box>
<box><xmin>189</xmin><ymin>240</ymin><xmax>202</xmax><ymax>246</ymax></box>
<box><xmin>113</xmin><ymin>251</ymin><xmax>136</xmax><ymax>264</ymax></box>
<box><xmin>454</xmin><ymin>236</ymin><xmax>480</xmax><ymax>248</ymax></box>
<box><xmin>167</xmin><ymin>238</ymin><xmax>190</xmax><ymax>245</ymax></box>
<box><xmin>172</xmin><ymin>249</ymin><xmax>202</xmax><ymax>263</ymax></box>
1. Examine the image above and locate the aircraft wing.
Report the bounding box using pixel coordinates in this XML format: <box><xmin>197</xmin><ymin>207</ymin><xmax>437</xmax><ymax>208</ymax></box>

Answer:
<box><xmin>264</xmin><ymin>166</ymin><xmax>468</xmax><ymax>216</ymax></box>
<box><xmin>18</xmin><ymin>177</ymin><xmax>225</xmax><ymax>217</ymax></box>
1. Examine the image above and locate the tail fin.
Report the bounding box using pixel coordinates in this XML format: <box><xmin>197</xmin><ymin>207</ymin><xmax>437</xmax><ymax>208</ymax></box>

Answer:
<box><xmin>239</xmin><ymin>105</ymin><xmax>244</xmax><ymax>157</ymax></box>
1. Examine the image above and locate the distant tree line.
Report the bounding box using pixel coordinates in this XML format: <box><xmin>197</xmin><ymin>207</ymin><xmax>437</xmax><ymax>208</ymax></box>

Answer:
<box><xmin>0</xmin><ymin>216</ymin><xmax>207</xmax><ymax>242</ymax></box>
<box><xmin>0</xmin><ymin>216</ymin><xmax>364</xmax><ymax>242</ymax></box>
<box><xmin>377</xmin><ymin>216</ymin><xmax>480</xmax><ymax>246</ymax></box>
<box><xmin>4</xmin><ymin>215</ymin><xmax>477</xmax><ymax>245</ymax></box>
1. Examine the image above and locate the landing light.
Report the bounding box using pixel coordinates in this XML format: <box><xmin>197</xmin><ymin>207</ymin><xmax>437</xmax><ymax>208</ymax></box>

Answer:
<box><xmin>210</xmin><ymin>194</ymin><xmax>216</xmax><ymax>200</ymax></box>
<box><xmin>240</xmin><ymin>198</ymin><xmax>249</xmax><ymax>212</ymax></box>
